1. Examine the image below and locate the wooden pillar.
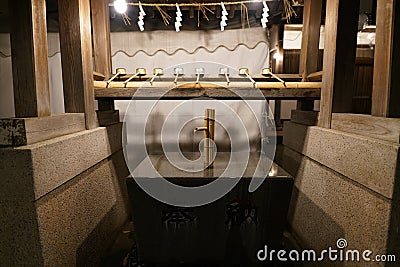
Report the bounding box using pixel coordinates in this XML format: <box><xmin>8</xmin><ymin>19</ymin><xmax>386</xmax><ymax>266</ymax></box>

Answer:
<box><xmin>270</xmin><ymin>24</ymin><xmax>284</xmax><ymax>128</ymax></box>
<box><xmin>270</xmin><ymin>24</ymin><xmax>284</xmax><ymax>74</ymax></box>
<box><xmin>299</xmin><ymin>0</ymin><xmax>322</xmax><ymax>81</ymax></box>
<box><xmin>298</xmin><ymin>0</ymin><xmax>322</xmax><ymax>111</ymax></box>
<box><xmin>318</xmin><ymin>0</ymin><xmax>360</xmax><ymax>128</ymax></box>
<box><xmin>9</xmin><ymin>0</ymin><xmax>51</xmax><ymax>118</ymax></box>
<box><xmin>91</xmin><ymin>0</ymin><xmax>115</xmax><ymax>112</ymax></box>
<box><xmin>371</xmin><ymin>0</ymin><xmax>400</xmax><ymax>118</ymax></box>
<box><xmin>58</xmin><ymin>0</ymin><xmax>97</xmax><ymax>129</ymax></box>
<box><xmin>91</xmin><ymin>0</ymin><xmax>112</xmax><ymax>79</ymax></box>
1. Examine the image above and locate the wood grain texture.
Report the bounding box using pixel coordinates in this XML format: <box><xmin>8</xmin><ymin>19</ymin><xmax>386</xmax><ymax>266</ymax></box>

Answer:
<box><xmin>298</xmin><ymin>0</ymin><xmax>322</xmax><ymax>113</ymax></box>
<box><xmin>371</xmin><ymin>0</ymin><xmax>400</xmax><ymax>118</ymax></box>
<box><xmin>58</xmin><ymin>0</ymin><xmax>97</xmax><ymax>129</ymax></box>
<box><xmin>94</xmin><ymin>84</ymin><xmax>321</xmax><ymax>100</ymax></box>
<box><xmin>290</xmin><ymin>111</ymin><xmax>400</xmax><ymax>143</ymax></box>
<box><xmin>91</xmin><ymin>0</ymin><xmax>112</xmax><ymax>79</ymax></box>
<box><xmin>319</xmin><ymin>0</ymin><xmax>339</xmax><ymax>128</ymax></box>
<box><xmin>9</xmin><ymin>0</ymin><xmax>51</xmax><ymax>118</ymax></box>
<box><xmin>0</xmin><ymin>114</ymin><xmax>85</xmax><ymax>146</ymax></box>
<box><xmin>93</xmin><ymin>71</ymin><xmax>106</xmax><ymax>81</ymax></box>
<box><xmin>307</xmin><ymin>71</ymin><xmax>323</xmax><ymax>81</ymax></box>
<box><xmin>110</xmin><ymin>74</ymin><xmax>303</xmax><ymax>82</ymax></box>
<box><xmin>299</xmin><ymin>0</ymin><xmax>323</xmax><ymax>81</ymax></box>
<box><xmin>94</xmin><ymin>81</ymin><xmax>322</xmax><ymax>89</ymax></box>
<box><xmin>319</xmin><ymin>0</ymin><xmax>360</xmax><ymax>128</ymax></box>
<box><xmin>91</xmin><ymin>0</ymin><xmax>115</xmax><ymax>112</ymax></box>
<box><xmin>331</xmin><ymin>113</ymin><xmax>400</xmax><ymax>143</ymax></box>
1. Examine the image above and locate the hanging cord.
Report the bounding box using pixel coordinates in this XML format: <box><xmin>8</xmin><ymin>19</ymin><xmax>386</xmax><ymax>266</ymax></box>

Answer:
<box><xmin>200</xmin><ymin>4</ymin><xmax>214</xmax><ymax>21</ymax></box>
<box><xmin>112</xmin><ymin>1</ymin><xmax>265</xmax><ymax>7</ymax></box>
<box><xmin>122</xmin><ymin>13</ymin><xmax>132</xmax><ymax>25</ymax></box>
<box><xmin>198</xmin><ymin>3</ymin><xmax>201</xmax><ymax>27</ymax></box>
<box><xmin>240</xmin><ymin>3</ymin><xmax>250</xmax><ymax>29</ymax></box>
<box><xmin>155</xmin><ymin>5</ymin><xmax>172</xmax><ymax>26</ymax></box>
<box><xmin>196</xmin><ymin>3</ymin><xmax>214</xmax><ymax>27</ymax></box>
<box><xmin>283</xmin><ymin>0</ymin><xmax>297</xmax><ymax>23</ymax></box>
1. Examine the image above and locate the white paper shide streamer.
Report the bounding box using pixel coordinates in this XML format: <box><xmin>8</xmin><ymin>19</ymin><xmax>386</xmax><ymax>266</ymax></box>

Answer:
<box><xmin>175</xmin><ymin>3</ymin><xmax>182</xmax><ymax>32</ymax></box>
<box><xmin>220</xmin><ymin>3</ymin><xmax>228</xmax><ymax>31</ymax></box>
<box><xmin>261</xmin><ymin>1</ymin><xmax>269</xmax><ymax>28</ymax></box>
<box><xmin>138</xmin><ymin>2</ymin><xmax>146</xmax><ymax>31</ymax></box>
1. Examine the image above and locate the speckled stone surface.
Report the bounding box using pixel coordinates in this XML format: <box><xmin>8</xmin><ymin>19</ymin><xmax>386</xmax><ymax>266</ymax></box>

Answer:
<box><xmin>0</xmin><ymin>148</ymin><xmax>34</xmax><ymax>201</ymax></box>
<box><xmin>0</xmin><ymin>123</ymin><xmax>123</xmax><ymax>201</ymax></box>
<box><xmin>0</xmin><ymin>124</ymin><xmax>130</xmax><ymax>266</ymax></box>
<box><xmin>0</xmin><ymin>202</ymin><xmax>44</xmax><ymax>266</ymax></box>
<box><xmin>36</xmin><ymin>154</ymin><xmax>129</xmax><ymax>266</ymax></box>
<box><xmin>280</xmin><ymin>146</ymin><xmax>393</xmax><ymax>267</ymax></box>
<box><xmin>283</xmin><ymin>121</ymin><xmax>400</xmax><ymax>199</ymax></box>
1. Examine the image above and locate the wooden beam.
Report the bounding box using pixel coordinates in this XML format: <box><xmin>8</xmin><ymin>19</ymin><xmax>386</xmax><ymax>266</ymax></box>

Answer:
<box><xmin>299</xmin><ymin>0</ymin><xmax>322</xmax><ymax>81</ymax></box>
<box><xmin>9</xmin><ymin>0</ymin><xmax>51</xmax><ymax>118</ymax></box>
<box><xmin>307</xmin><ymin>71</ymin><xmax>323</xmax><ymax>81</ymax></box>
<box><xmin>110</xmin><ymin>73</ymin><xmax>302</xmax><ymax>82</ymax></box>
<box><xmin>93</xmin><ymin>81</ymin><xmax>322</xmax><ymax>89</ymax></box>
<box><xmin>91</xmin><ymin>0</ymin><xmax>112</xmax><ymax>79</ymax></box>
<box><xmin>58</xmin><ymin>0</ymin><xmax>98</xmax><ymax>129</ymax></box>
<box><xmin>318</xmin><ymin>0</ymin><xmax>360</xmax><ymax>128</ymax></box>
<box><xmin>93</xmin><ymin>71</ymin><xmax>106</xmax><ymax>81</ymax></box>
<box><xmin>0</xmin><ymin>114</ymin><xmax>85</xmax><ymax>147</ymax></box>
<box><xmin>371</xmin><ymin>0</ymin><xmax>400</xmax><ymax>118</ymax></box>
<box><xmin>93</xmin><ymin>84</ymin><xmax>321</xmax><ymax>100</ymax></box>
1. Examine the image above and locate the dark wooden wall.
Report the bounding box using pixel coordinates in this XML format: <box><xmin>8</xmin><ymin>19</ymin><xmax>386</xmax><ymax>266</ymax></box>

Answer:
<box><xmin>282</xmin><ymin>49</ymin><xmax>373</xmax><ymax>114</ymax></box>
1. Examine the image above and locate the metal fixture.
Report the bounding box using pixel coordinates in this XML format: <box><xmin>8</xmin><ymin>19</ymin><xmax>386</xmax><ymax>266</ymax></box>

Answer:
<box><xmin>239</xmin><ymin>68</ymin><xmax>256</xmax><ymax>87</ymax></box>
<box><xmin>123</xmin><ymin>68</ymin><xmax>147</xmax><ymax>87</ymax></box>
<box><xmin>219</xmin><ymin>68</ymin><xmax>230</xmax><ymax>85</ymax></box>
<box><xmin>106</xmin><ymin>68</ymin><xmax>126</xmax><ymax>88</ymax></box>
<box><xmin>150</xmin><ymin>68</ymin><xmax>164</xmax><ymax>86</ymax></box>
<box><xmin>195</xmin><ymin>68</ymin><xmax>205</xmax><ymax>84</ymax></box>
<box><xmin>262</xmin><ymin>68</ymin><xmax>286</xmax><ymax>86</ymax></box>
<box><xmin>194</xmin><ymin>109</ymin><xmax>215</xmax><ymax>168</ymax></box>
<box><xmin>174</xmin><ymin>67</ymin><xmax>184</xmax><ymax>84</ymax></box>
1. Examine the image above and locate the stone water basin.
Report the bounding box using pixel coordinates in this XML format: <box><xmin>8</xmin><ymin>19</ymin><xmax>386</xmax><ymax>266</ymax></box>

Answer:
<box><xmin>126</xmin><ymin>152</ymin><xmax>293</xmax><ymax>266</ymax></box>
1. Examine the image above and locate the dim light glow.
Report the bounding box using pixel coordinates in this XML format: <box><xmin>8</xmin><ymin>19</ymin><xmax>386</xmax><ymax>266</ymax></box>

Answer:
<box><xmin>273</xmin><ymin>52</ymin><xmax>283</xmax><ymax>61</ymax></box>
<box><xmin>114</xmin><ymin>0</ymin><xmax>127</xmax><ymax>14</ymax></box>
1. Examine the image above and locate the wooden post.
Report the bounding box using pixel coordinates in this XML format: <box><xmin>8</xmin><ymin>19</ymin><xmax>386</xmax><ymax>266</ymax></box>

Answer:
<box><xmin>58</xmin><ymin>0</ymin><xmax>97</xmax><ymax>129</ymax></box>
<box><xmin>299</xmin><ymin>0</ymin><xmax>322</xmax><ymax>81</ymax></box>
<box><xmin>298</xmin><ymin>0</ymin><xmax>322</xmax><ymax>111</ymax></box>
<box><xmin>318</xmin><ymin>0</ymin><xmax>360</xmax><ymax>128</ymax></box>
<box><xmin>371</xmin><ymin>0</ymin><xmax>400</xmax><ymax>118</ymax></box>
<box><xmin>91</xmin><ymin>0</ymin><xmax>113</xmax><ymax>79</ymax></box>
<box><xmin>270</xmin><ymin>24</ymin><xmax>284</xmax><ymax>128</ymax></box>
<box><xmin>9</xmin><ymin>0</ymin><xmax>51</xmax><ymax>118</ymax></box>
<box><xmin>91</xmin><ymin>0</ymin><xmax>119</xmax><ymax>125</ymax></box>
<box><xmin>91</xmin><ymin>0</ymin><xmax>115</xmax><ymax>111</ymax></box>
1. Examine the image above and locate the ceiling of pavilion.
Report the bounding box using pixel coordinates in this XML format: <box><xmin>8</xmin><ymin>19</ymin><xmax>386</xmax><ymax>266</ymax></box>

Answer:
<box><xmin>0</xmin><ymin>0</ymin><xmax>375</xmax><ymax>33</ymax></box>
<box><xmin>0</xmin><ymin>0</ymin><xmax>306</xmax><ymax>33</ymax></box>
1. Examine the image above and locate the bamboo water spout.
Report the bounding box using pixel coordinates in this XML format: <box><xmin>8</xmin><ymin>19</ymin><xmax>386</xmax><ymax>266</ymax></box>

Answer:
<box><xmin>194</xmin><ymin>109</ymin><xmax>215</xmax><ymax>168</ymax></box>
